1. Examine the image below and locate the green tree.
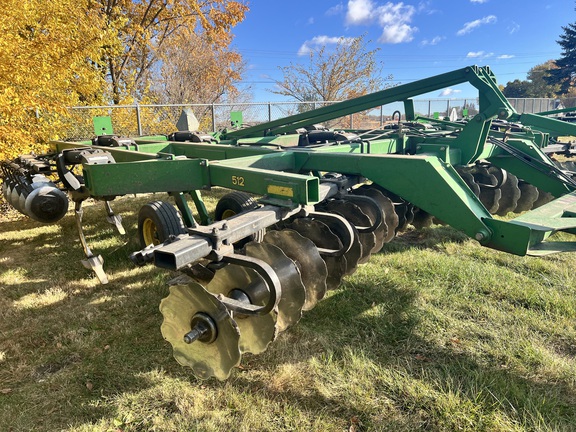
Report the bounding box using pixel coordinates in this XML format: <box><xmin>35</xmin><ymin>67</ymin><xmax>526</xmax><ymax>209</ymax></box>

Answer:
<box><xmin>502</xmin><ymin>79</ymin><xmax>531</xmax><ymax>98</ymax></box>
<box><xmin>526</xmin><ymin>61</ymin><xmax>560</xmax><ymax>97</ymax></box>
<box><xmin>503</xmin><ymin>61</ymin><xmax>559</xmax><ymax>98</ymax></box>
<box><xmin>548</xmin><ymin>5</ymin><xmax>576</xmax><ymax>94</ymax></box>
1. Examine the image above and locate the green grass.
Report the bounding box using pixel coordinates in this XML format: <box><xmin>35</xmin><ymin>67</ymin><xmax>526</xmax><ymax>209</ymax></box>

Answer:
<box><xmin>1</xmin><ymin>193</ymin><xmax>576</xmax><ymax>431</ymax></box>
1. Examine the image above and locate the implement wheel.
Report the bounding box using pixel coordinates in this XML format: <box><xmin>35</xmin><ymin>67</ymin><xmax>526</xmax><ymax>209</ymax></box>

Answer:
<box><xmin>138</xmin><ymin>200</ymin><xmax>186</xmax><ymax>248</ymax></box>
<box><xmin>215</xmin><ymin>191</ymin><xmax>264</xmax><ymax>244</ymax></box>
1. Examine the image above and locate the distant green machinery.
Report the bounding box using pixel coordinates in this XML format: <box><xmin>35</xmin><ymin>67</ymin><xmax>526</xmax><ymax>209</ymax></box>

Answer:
<box><xmin>2</xmin><ymin>65</ymin><xmax>576</xmax><ymax>380</ymax></box>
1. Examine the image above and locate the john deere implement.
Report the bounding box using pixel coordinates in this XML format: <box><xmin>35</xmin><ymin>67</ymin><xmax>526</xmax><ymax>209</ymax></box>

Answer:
<box><xmin>2</xmin><ymin>65</ymin><xmax>576</xmax><ymax>380</ymax></box>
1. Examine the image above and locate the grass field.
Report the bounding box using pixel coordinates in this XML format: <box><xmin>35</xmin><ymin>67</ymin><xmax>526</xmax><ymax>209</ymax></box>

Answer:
<box><xmin>1</xmin><ymin>192</ymin><xmax>575</xmax><ymax>431</ymax></box>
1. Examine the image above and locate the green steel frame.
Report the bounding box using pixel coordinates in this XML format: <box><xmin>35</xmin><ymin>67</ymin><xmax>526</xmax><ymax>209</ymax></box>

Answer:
<box><xmin>46</xmin><ymin>65</ymin><xmax>576</xmax><ymax>257</ymax></box>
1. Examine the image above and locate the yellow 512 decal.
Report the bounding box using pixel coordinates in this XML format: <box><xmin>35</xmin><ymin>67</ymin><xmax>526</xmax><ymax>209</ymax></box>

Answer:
<box><xmin>231</xmin><ymin>175</ymin><xmax>245</xmax><ymax>187</ymax></box>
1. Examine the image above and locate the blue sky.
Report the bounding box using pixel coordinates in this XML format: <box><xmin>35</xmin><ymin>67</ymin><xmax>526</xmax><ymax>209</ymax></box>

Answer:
<box><xmin>231</xmin><ymin>0</ymin><xmax>575</xmax><ymax>101</ymax></box>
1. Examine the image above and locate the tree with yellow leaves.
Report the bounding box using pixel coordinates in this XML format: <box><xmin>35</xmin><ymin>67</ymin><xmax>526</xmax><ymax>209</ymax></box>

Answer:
<box><xmin>0</xmin><ymin>0</ymin><xmax>115</xmax><ymax>160</ymax></box>
<box><xmin>150</xmin><ymin>27</ymin><xmax>246</xmax><ymax>126</ymax></box>
<box><xmin>0</xmin><ymin>0</ymin><xmax>248</xmax><ymax>163</ymax></box>
<box><xmin>95</xmin><ymin>0</ymin><xmax>248</xmax><ymax>104</ymax></box>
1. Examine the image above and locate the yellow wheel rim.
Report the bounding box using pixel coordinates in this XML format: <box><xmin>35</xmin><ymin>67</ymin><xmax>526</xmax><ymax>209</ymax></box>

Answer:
<box><xmin>221</xmin><ymin>209</ymin><xmax>236</xmax><ymax>219</ymax></box>
<box><xmin>142</xmin><ymin>218</ymin><xmax>159</xmax><ymax>245</ymax></box>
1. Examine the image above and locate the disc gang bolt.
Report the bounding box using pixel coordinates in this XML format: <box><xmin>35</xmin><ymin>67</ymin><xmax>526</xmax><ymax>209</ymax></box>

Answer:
<box><xmin>183</xmin><ymin>325</ymin><xmax>207</xmax><ymax>344</ymax></box>
<box><xmin>183</xmin><ymin>312</ymin><xmax>218</xmax><ymax>344</ymax></box>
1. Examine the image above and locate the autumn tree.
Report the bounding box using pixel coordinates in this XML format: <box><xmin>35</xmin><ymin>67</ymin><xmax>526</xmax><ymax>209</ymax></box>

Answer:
<box><xmin>272</xmin><ymin>36</ymin><xmax>390</xmax><ymax>103</ymax></box>
<box><xmin>0</xmin><ymin>0</ymin><xmax>248</xmax><ymax>161</ymax></box>
<box><xmin>151</xmin><ymin>28</ymin><xmax>246</xmax><ymax>121</ymax></box>
<box><xmin>0</xmin><ymin>0</ymin><xmax>114</xmax><ymax>160</ymax></box>
<box><xmin>94</xmin><ymin>0</ymin><xmax>248</xmax><ymax>104</ymax></box>
<box><xmin>526</xmin><ymin>61</ymin><xmax>561</xmax><ymax>97</ymax></box>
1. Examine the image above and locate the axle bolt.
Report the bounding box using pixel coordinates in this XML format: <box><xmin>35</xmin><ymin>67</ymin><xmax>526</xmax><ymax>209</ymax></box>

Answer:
<box><xmin>183</xmin><ymin>312</ymin><xmax>218</xmax><ymax>344</ymax></box>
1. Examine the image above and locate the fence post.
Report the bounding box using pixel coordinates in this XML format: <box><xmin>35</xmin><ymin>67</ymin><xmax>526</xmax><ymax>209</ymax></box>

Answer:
<box><xmin>211</xmin><ymin>104</ymin><xmax>216</xmax><ymax>131</ymax></box>
<box><xmin>428</xmin><ymin>100</ymin><xmax>431</xmax><ymax>117</ymax></box>
<box><xmin>380</xmin><ymin>105</ymin><xmax>384</xmax><ymax>127</ymax></box>
<box><xmin>136</xmin><ymin>104</ymin><xmax>143</xmax><ymax>135</ymax></box>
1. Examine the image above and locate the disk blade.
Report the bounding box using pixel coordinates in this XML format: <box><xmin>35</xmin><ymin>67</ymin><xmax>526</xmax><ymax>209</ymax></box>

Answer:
<box><xmin>159</xmin><ymin>283</ymin><xmax>241</xmax><ymax>381</ymax></box>
<box><xmin>206</xmin><ymin>264</ymin><xmax>277</xmax><ymax>355</ymax></box>
<box><xmin>263</xmin><ymin>229</ymin><xmax>328</xmax><ymax>310</ymax></box>
<box><xmin>245</xmin><ymin>242</ymin><xmax>306</xmax><ymax>333</ymax></box>
<box><xmin>285</xmin><ymin>218</ymin><xmax>347</xmax><ymax>290</ymax></box>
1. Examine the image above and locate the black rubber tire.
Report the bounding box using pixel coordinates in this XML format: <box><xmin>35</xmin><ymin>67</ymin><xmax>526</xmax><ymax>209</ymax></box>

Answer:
<box><xmin>138</xmin><ymin>200</ymin><xmax>186</xmax><ymax>248</ymax></box>
<box><xmin>214</xmin><ymin>191</ymin><xmax>264</xmax><ymax>244</ymax></box>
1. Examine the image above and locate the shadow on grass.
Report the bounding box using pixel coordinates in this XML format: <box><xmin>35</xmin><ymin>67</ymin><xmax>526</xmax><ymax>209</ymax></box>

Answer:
<box><xmin>258</xmin><ymin>276</ymin><xmax>576</xmax><ymax>430</ymax></box>
<box><xmin>380</xmin><ymin>225</ymin><xmax>471</xmax><ymax>254</ymax></box>
<box><xmin>1</xmin><ymin>201</ymin><xmax>575</xmax><ymax>431</ymax></box>
<box><xmin>0</xmin><ymin>199</ymin><xmax>178</xmax><ymax>430</ymax></box>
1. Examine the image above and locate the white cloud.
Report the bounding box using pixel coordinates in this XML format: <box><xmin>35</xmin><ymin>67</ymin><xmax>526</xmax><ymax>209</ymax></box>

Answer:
<box><xmin>381</xmin><ymin>24</ymin><xmax>417</xmax><ymax>43</ymax></box>
<box><xmin>508</xmin><ymin>22</ymin><xmax>520</xmax><ymax>34</ymax></box>
<box><xmin>297</xmin><ymin>35</ymin><xmax>355</xmax><ymax>56</ymax></box>
<box><xmin>470</xmin><ymin>0</ymin><xmax>488</xmax><ymax>3</ymax></box>
<box><xmin>466</xmin><ymin>51</ymin><xmax>493</xmax><ymax>59</ymax></box>
<box><xmin>326</xmin><ymin>3</ymin><xmax>345</xmax><ymax>16</ymax></box>
<box><xmin>497</xmin><ymin>54</ymin><xmax>515</xmax><ymax>59</ymax></box>
<box><xmin>421</xmin><ymin>36</ymin><xmax>444</xmax><ymax>46</ymax></box>
<box><xmin>345</xmin><ymin>0</ymin><xmax>418</xmax><ymax>44</ymax></box>
<box><xmin>418</xmin><ymin>1</ymin><xmax>439</xmax><ymax>15</ymax></box>
<box><xmin>439</xmin><ymin>88</ymin><xmax>462</xmax><ymax>97</ymax></box>
<box><xmin>457</xmin><ymin>15</ymin><xmax>497</xmax><ymax>36</ymax></box>
<box><xmin>346</xmin><ymin>0</ymin><xmax>374</xmax><ymax>24</ymax></box>
<box><xmin>307</xmin><ymin>17</ymin><xmax>315</xmax><ymax>25</ymax></box>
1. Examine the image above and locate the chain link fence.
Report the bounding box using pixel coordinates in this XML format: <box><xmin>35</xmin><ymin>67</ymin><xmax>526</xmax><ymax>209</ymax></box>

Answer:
<box><xmin>65</xmin><ymin>97</ymin><xmax>567</xmax><ymax>139</ymax></box>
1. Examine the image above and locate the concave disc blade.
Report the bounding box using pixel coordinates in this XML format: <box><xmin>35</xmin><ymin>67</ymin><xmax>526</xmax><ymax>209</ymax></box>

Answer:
<box><xmin>515</xmin><ymin>181</ymin><xmax>539</xmax><ymax>213</ymax></box>
<box><xmin>472</xmin><ymin>166</ymin><xmax>501</xmax><ymax>214</ymax></box>
<box><xmin>347</xmin><ymin>195</ymin><xmax>386</xmax><ymax>253</ymax></box>
<box><xmin>404</xmin><ymin>203</ymin><xmax>415</xmax><ymax>226</ymax></box>
<box><xmin>355</xmin><ymin>185</ymin><xmax>398</xmax><ymax>243</ymax></box>
<box><xmin>159</xmin><ymin>283</ymin><xmax>241</xmax><ymax>381</ymax></box>
<box><xmin>394</xmin><ymin>202</ymin><xmax>408</xmax><ymax>232</ymax></box>
<box><xmin>488</xmin><ymin>167</ymin><xmax>520</xmax><ymax>216</ymax></box>
<box><xmin>263</xmin><ymin>229</ymin><xmax>328</xmax><ymax>311</ymax></box>
<box><xmin>478</xmin><ymin>187</ymin><xmax>502</xmax><ymax>214</ymax></box>
<box><xmin>206</xmin><ymin>264</ymin><xmax>277</xmax><ymax>355</ymax></box>
<box><xmin>309</xmin><ymin>211</ymin><xmax>360</xmax><ymax>276</ymax></box>
<box><xmin>533</xmin><ymin>187</ymin><xmax>554</xmax><ymax>209</ymax></box>
<box><xmin>411</xmin><ymin>208</ymin><xmax>435</xmax><ymax>229</ymax></box>
<box><xmin>458</xmin><ymin>169</ymin><xmax>481</xmax><ymax>197</ymax></box>
<box><xmin>372</xmin><ymin>186</ymin><xmax>410</xmax><ymax>232</ymax></box>
<box><xmin>284</xmin><ymin>218</ymin><xmax>347</xmax><ymax>290</ymax></box>
<box><xmin>245</xmin><ymin>242</ymin><xmax>306</xmax><ymax>333</ymax></box>
<box><xmin>322</xmin><ymin>200</ymin><xmax>375</xmax><ymax>265</ymax></box>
